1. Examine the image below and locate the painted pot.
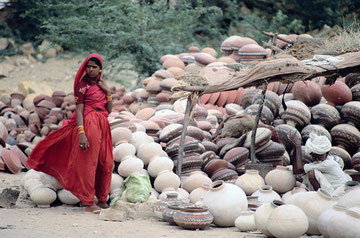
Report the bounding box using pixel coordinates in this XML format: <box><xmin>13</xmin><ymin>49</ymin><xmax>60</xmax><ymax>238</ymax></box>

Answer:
<box><xmin>173</xmin><ymin>206</ymin><xmax>213</xmax><ymax>230</ymax></box>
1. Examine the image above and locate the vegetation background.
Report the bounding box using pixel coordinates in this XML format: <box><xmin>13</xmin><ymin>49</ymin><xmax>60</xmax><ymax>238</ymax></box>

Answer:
<box><xmin>0</xmin><ymin>0</ymin><xmax>359</xmax><ymax>87</ymax></box>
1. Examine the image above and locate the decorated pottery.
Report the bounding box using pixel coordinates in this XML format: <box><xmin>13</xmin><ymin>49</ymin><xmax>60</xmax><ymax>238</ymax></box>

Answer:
<box><xmin>330</xmin><ymin>123</ymin><xmax>360</xmax><ymax>154</ymax></box>
<box><xmin>240</xmin><ymin>88</ymin><xmax>260</xmax><ymax>108</ymax></box>
<box><xmin>154</xmin><ymin>192</ymin><xmax>182</xmax><ymax>219</ymax></box>
<box><xmin>243</xmin><ymin>128</ymin><xmax>272</xmax><ymax>149</ymax></box>
<box><xmin>244</xmin><ymin>104</ymin><xmax>274</xmax><ymax>125</ymax></box>
<box><xmin>279</xmin><ymin>100</ymin><xmax>311</xmax><ymax>127</ymax></box>
<box><xmin>310</xmin><ymin>103</ymin><xmax>341</xmax><ymax>129</ymax></box>
<box><xmin>329</xmin><ymin>146</ymin><xmax>351</xmax><ymax>169</ymax></box>
<box><xmin>275</xmin><ymin>124</ymin><xmax>301</xmax><ymax>152</ymax></box>
<box><xmin>173</xmin><ymin>206</ymin><xmax>213</xmax><ymax>230</ymax></box>
<box><xmin>235</xmin><ymin>170</ymin><xmax>265</xmax><ymax>195</ymax></box>
<box><xmin>301</xmin><ymin>124</ymin><xmax>331</xmax><ymax>144</ymax></box>
<box><xmin>341</xmin><ymin>101</ymin><xmax>360</xmax><ymax>127</ymax></box>
<box><xmin>162</xmin><ymin>204</ymin><xmax>182</xmax><ymax>224</ymax></box>
<box><xmin>251</xmin><ymin>185</ymin><xmax>281</xmax><ymax>204</ymax></box>
<box><xmin>256</xmin><ymin>141</ymin><xmax>286</xmax><ymax>160</ymax></box>
<box><xmin>203</xmin><ymin>180</ymin><xmax>248</xmax><ymax>227</ymax></box>
<box><xmin>210</xmin><ymin>168</ymin><xmax>238</xmax><ymax>182</ymax></box>
<box><xmin>223</xmin><ymin>147</ymin><xmax>249</xmax><ymax>168</ymax></box>
<box><xmin>237</xmin><ymin>44</ymin><xmax>267</xmax><ymax>61</ymax></box>
<box><xmin>234</xmin><ymin>211</ymin><xmax>256</xmax><ymax>231</ymax></box>
<box><xmin>253</xmin><ymin>90</ymin><xmax>281</xmax><ymax>117</ymax></box>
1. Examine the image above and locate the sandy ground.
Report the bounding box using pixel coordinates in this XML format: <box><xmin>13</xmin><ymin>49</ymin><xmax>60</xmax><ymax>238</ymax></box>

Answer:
<box><xmin>0</xmin><ymin>173</ymin><xmax>264</xmax><ymax>238</ymax></box>
<box><xmin>0</xmin><ymin>53</ymin><xmax>262</xmax><ymax>238</ymax></box>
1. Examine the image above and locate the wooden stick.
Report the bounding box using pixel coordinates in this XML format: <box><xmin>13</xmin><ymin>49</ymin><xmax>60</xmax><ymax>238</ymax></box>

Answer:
<box><xmin>176</xmin><ymin>97</ymin><xmax>192</xmax><ymax>177</ymax></box>
<box><xmin>250</xmin><ymin>82</ymin><xmax>268</xmax><ymax>163</ymax></box>
<box><xmin>263</xmin><ymin>31</ymin><xmax>292</xmax><ymax>44</ymax></box>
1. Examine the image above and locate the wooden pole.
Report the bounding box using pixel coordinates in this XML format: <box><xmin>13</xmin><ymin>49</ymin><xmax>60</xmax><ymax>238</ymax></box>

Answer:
<box><xmin>176</xmin><ymin>97</ymin><xmax>192</xmax><ymax>177</ymax></box>
<box><xmin>250</xmin><ymin>82</ymin><xmax>268</xmax><ymax>163</ymax></box>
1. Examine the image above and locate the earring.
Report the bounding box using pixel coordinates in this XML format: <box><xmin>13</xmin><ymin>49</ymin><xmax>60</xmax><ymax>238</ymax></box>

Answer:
<box><xmin>99</xmin><ymin>70</ymin><xmax>102</xmax><ymax>72</ymax></box>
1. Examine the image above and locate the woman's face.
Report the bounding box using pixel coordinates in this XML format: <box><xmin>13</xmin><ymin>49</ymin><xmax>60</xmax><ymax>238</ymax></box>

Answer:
<box><xmin>86</xmin><ymin>60</ymin><xmax>101</xmax><ymax>79</ymax></box>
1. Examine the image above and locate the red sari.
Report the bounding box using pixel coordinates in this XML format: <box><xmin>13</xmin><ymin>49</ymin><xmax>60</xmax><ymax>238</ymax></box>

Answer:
<box><xmin>27</xmin><ymin>54</ymin><xmax>113</xmax><ymax>205</ymax></box>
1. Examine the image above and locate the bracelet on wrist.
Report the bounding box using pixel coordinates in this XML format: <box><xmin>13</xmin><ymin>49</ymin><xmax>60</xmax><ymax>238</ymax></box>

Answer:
<box><xmin>78</xmin><ymin>130</ymin><xmax>85</xmax><ymax>134</ymax></box>
<box><xmin>106</xmin><ymin>95</ymin><xmax>112</xmax><ymax>101</ymax></box>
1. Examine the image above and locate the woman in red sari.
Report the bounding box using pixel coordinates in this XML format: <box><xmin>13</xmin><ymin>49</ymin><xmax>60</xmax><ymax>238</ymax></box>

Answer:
<box><xmin>27</xmin><ymin>53</ymin><xmax>114</xmax><ymax>213</ymax></box>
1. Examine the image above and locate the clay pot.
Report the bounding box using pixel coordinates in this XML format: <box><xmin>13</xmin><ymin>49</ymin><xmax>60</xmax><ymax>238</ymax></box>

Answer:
<box><xmin>301</xmin><ymin>124</ymin><xmax>331</xmax><ymax>144</ymax></box>
<box><xmin>154</xmin><ymin>170</ymin><xmax>181</xmax><ymax>193</ymax></box>
<box><xmin>244</xmin><ymin>104</ymin><xmax>274</xmax><ymax>125</ymax></box>
<box><xmin>330</xmin><ymin>123</ymin><xmax>360</xmax><ymax>154</ymax></box>
<box><xmin>39</xmin><ymin>172</ymin><xmax>62</xmax><ymax>191</ymax></box>
<box><xmin>235</xmin><ymin>170</ymin><xmax>265</xmax><ymax>195</ymax></box>
<box><xmin>173</xmin><ymin>206</ymin><xmax>213</xmax><ymax>230</ymax></box>
<box><xmin>251</xmin><ymin>185</ymin><xmax>281</xmax><ymax>204</ymax></box>
<box><xmin>234</xmin><ymin>211</ymin><xmax>256</xmax><ymax>231</ymax></box>
<box><xmin>265</xmin><ymin>166</ymin><xmax>295</xmax><ymax>194</ymax></box>
<box><xmin>337</xmin><ymin>185</ymin><xmax>360</xmax><ymax>207</ymax></box>
<box><xmin>287</xmin><ymin>189</ymin><xmax>337</xmax><ymax>235</ymax></box>
<box><xmin>254</xmin><ymin>200</ymin><xmax>284</xmax><ymax>237</ymax></box>
<box><xmin>131</xmin><ymin>131</ymin><xmax>154</xmax><ymax>150</ymax></box>
<box><xmin>322</xmin><ymin>81</ymin><xmax>352</xmax><ymax>106</ymax></box>
<box><xmin>341</xmin><ymin>101</ymin><xmax>360</xmax><ymax>127</ymax></box>
<box><xmin>117</xmin><ymin>156</ymin><xmax>144</xmax><ymax>178</ymax></box>
<box><xmin>202</xmin><ymin>180</ymin><xmax>248</xmax><ymax>227</ymax></box>
<box><xmin>351</xmin><ymin>84</ymin><xmax>360</xmax><ymax>101</ymax></box>
<box><xmin>329</xmin><ymin>146</ymin><xmax>351</xmax><ymax>169</ymax></box>
<box><xmin>202</xmin><ymin>157</ymin><xmax>228</xmax><ymax>177</ymax></box>
<box><xmin>110</xmin><ymin>173</ymin><xmax>124</xmax><ymax>192</ymax></box>
<box><xmin>279</xmin><ymin>100</ymin><xmax>311</xmax><ymax>127</ymax></box>
<box><xmin>182</xmin><ymin>171</ymin><xmax>212</xmax><ymax>193</ymax></box>
<box><xmin>2</xmin><ymin>149</ymin><xmax>22</xmax><ymax>174</ymax></box>
<box><xmin>352</xmin><ymin>152</ymin><xmax>360</xmax><ymax>172</ymax></box>
<box><xmin>317</xmin><ymin>205</ymin><xmax>348</xmax><ymax>238</ymax></box>
<box><xmin>147</xmin><ymin>156</ymin><xmax>174</xmax><ymax>178</ymax></box>
<box><xmin>137</xmin><ymin>142</ymin><xmax>164</xmax><ymax>165</ymax></box>
<box><xmin>240</xmin><ymin>88</ymin><xmax>260</xmax><ymax>108</ymax></box>
<box><xmin>189</xmin><ymin>184</ymin><xmax>210</xmax><ymax>204</ymax></box>
<box><xmin>30</xmin><ymin>185</ymin><xmax>57</xmax><ymax>207</ymax></box>
<box><xmin>0</xmin><ymin>121</ymin><xmax>8</xmax><ymax>147</ymax></box>
<box><xmin>162</xmin><ymin>204</ymin><xmax>182</xmax><ymax>224</ymax></box>
<box><xmin>291</xmin><ymin>80</ymin><xmax>322</xmax><ymax>106</ymax></box>
<box><xmin>266</xmin><ymin>204</ymin><xmax>309</xmax><ymax>238</ymax></box>
<box><xmin>113</xmin><ymin>143</ymin><xmax>136</xmax><ymax>163</ymax></box>
<box><xmin>243</xmin><ymin>128</ymin><xmax>272</xmax><ymax>149</ymax></box>
<box><xmin>275</xmin><ymin>124</ymin><xmax>301</xmax><ymax>152</ymax></box>
<box><xmin>253</xmin><ymin>90</ymin><xmax>281</xmax><ymax>117</ymax></box>
<box><xmin>154</xmin><ymin>192</ymin><xmax>183</xmax><ymax>219</ymax></box>
<box><xmin>194</xmin><ymin>52</ymin><xmax>216</xmax><ymax>66</ymax></box>
<box><xmin>282</xmin><ymin>187</ymin><xmax>309</xmax><ymax>202</ymax></box>
<box><xmin>57</xmin><ymin>189</ymin><xmax>80</xmax><ymax>205</ymax></box>
<box><xmin>210</xmin><ymin>168</ymin><xmax>238</xmax><ymax>182</ymax></box>
<box><xmin>111</xmin><ymin>127</ymin><xmax>132</xmax><ymax>146</ymax></box>
<box><xmin>237</xmin><ymin>44</ymin><xmax>267</xmax><ymax>61</ymax></box>
<box><xmin>310</xmin><ymin>103</ymin><xmax>341</xmax><ymax>129</ymax></box>
<box><xmin>327</xmin><ymin>206</ymin><xmax>360</xmax><ymax>238</ymax></box>
<box><xmin>223</xmin><ymin>147</ymin><xmax>249</xmax><ymax>168</ymax></box>
<box><xmin>256</xmin><ymin>141</ymin><xmax>286</xmax><ymax>161</ymax></box>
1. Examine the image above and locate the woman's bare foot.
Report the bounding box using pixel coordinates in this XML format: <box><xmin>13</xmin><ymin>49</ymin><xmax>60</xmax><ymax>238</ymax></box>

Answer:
<box><xmin>97</xmin><ymin>202</ymin><xmax>109</xmax><ymax>209</ymax></box>
<box><xmin>85</xmin><ymin>204</ymin><xmax>101</xmax><ymax>214</ymax></box>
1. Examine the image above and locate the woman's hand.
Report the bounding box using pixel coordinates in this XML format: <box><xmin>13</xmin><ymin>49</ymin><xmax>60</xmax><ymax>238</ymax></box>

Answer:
<box><xmin>79</xmin><ymin>133</ymin><xmax>89</xmax><ymax>151</ymax></box>
<box><xmin>98</xmin><ymin>80</ymin><xmax>111</xmax><ymax>95</ymax></box>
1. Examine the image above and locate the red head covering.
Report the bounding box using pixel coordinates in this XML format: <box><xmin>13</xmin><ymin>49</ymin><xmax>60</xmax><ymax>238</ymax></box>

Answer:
<box><xmin>74</xmin><ymin>53</ymin><xmax>103</xmax><ymax>89</ymax></box>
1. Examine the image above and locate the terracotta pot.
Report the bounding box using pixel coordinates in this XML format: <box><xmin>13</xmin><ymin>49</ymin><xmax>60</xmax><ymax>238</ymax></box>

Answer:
<box><xmin>154</xmin><ymin>170</ymin><xmax>181</xmax><ymax>193</ymax></box>
<box><xmin>240</xmin><ymin>88</ymin><xmax>260</xmax><ymax>108</ymax></box>
<box><xmin>154</xmin><ymin>192</ymin><xmax>183</xmax><ymax>219</ymax></box>
<box><xmin>111</xmin><ymin>127</ymin><xmax>132</xmax><ymax>146</ymax></box>
<box><xmin>210</xmin><ymin>168</ymin><xmax>238</xmax><ymax>182</ymax></box>
<box><xmin>310</xmin><ymin>104</ymin><xmax>341</xmax><ymax>129</ymax></box>
<box><xmin>202</xmin><ymin>157</ymin><xmax>228</xmax><ymax>177</ymax></box>
<box><xmin>253</xmin><ymin>90</ymin><xmax>281</xmax><ymax>117</ymax></box>
<box><xmin>223</xmin><ymin>147</ymin><xmax>249</xmax><ymax>168</ymax></box>
<box><xmin>117</xmin><ymin>156</ymin><xmax>144</xmax><ymax>178</ymax></box>
<box><xmin>162</xmin><ymin>204</ymin><xmax>182</xmax><ymax>224</ymax></box>
<box><xmin>147</xmin><ymin>156</ymin><xmax>173</xmax><ymax>178</ymax></box>
<box><xmin>173</xmin><ymin>206</ymin><xmax>213</xmax><ymax>230</ymax></box>
<box><xmin>238</xmin><ymin>44</ymin><xmax>267</xmax><ymax>61</ymax></box>
<box><xmin>182</xmin><ymin>171</ymin><xmax>212</xmax><ymax>193</ymax></box>
<box><xmin>244</xmin><ymin>104</ymin><xmax>274</xmax><ymax>125</ymax></box>
<box><xmin>292</xmin><ymin>80</ymin><xmax>322</xmax><ymax>106</ymax></box>
<box><xmin>2</xmin><ymin>149</ymin><xmax>22</xmax><ymax>174</ymax></box>
<box><xmin>275</xmin><ymin>124</ymin><xmax>301</xmax><ymax>152</ymax></box>
<box><xmin>113</xmin><ymin>143</ymin><xmax>136</xmax><ymax>163</ymax></box>
<box><xmin>322</xmin><ymin>81</ymin><xmax>352</xmax><ymax>107</ymax></box>
<box><xmin>203</xmin><ymin>180</ymin><xmax>248</xmax><ymax>227</ymax></box>
<box><xmin>341</xmin><ymin>101</ymin><xmax>360</xmax><ymax>127</ymax></box>
<box><xmin>330</xmin><ymin>123</ymin><xmax>360</xmax><ymax>154</ymax></box>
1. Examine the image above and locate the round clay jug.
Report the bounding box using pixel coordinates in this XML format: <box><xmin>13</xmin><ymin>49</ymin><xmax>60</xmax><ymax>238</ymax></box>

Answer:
<box><xmin>287</xmin><ymin>189</ymin><xmax>338</xmax><ymax>235</ymax></box>
<box><xmin>322</xmin><ymin>81</ymin><xmax>352</xmax><ymax>107</ymax></box>
<box><xmin>254</xmin><ymin>200</ymin><xmax>284</xmax><ymax>237</ymax></box>
<box><xmin>251</xmin><ymin>185</ymin><xmax>281</xmax><ymax>204</ymax></box>
<box><xmin>341</xmin><ymin>101</ymin><xmax>360</xmax><ymax>127</ymax></box>
<box><xmin>189</xmin><ymin>184</ymin><xmax>210</xmax><ymax>204</ymax></box>
<box><xmin>181</xmin><ymin>171</ymin><xmax>212</xmax><ymax>193</ymax></box>
<box><xmin>265</xmin><ymin>166</ymin><xmax>295</xmax><ymax>194</ymax></box>
<box><xmin>266</xmin><ymin>204</ymin><xmax>309</xmax><ymax>238</ymax></box>
<box><xmin>275</xmin><ymin>124</ymin><xmax>301</xmax><ymax>152</ymax></box>
<box><xmin>173</xmin><ymin>206</ymin><xmax>213</xmax><ymax>230</ymax></box>
<box><xmin>137</xmin><ymin>142</ymin><xmax>164</xmax><ymax>165</ymax></box>
<box><xmin>301</xmin><ymin>124</ymin><xmax>331</xmax><ymax>144</ymax></box>
<box><xmin>110</xmin><ymin>173</ymin><xmax>124</xmax><ymax>192</ymax></box>
<box><xmin>337</xmin><ymin>185</ymin><xmax>360</xmax><ymax>207</ymax></box>
<box><xmin>202</xmin><ymin>180</ymin><xmax>248</xmax><ymax>227</ymax></box>
<box><xmin>113</xmin><ymin>143</ymin><xmax>136</xmax><ymax>163</ymax></box>
<box><xmin>292</xmin><ymin>80</ymin><xmax>322</xmax><ymax>106</ymax></box>
<box><xmin>330</xmin><ymin>123</ymin><xmax>360</xmax><ymax>154</ymax></box>
<box><xmin>154</xmin><ymin>170</ymin><xmax>181</xmax><ymax>193</ymax></box>
<box><xmin>282</xmin><ymin>187</ymin><xmax>308</xmax><ymax>202</ymax></box>
<box><xmin>111</xmin><ymin>127</ymin><xmax>132</xmax><ymax>146</ymax></box>
<box><xmin>131</xmin><ymin>131</ymin><xmax>154</xmax><ymax>150</ymax></box>
<box><xmin>234</xmin><ymin>211</ymin><xmax>256</xmax><ymax>231</ymax></box>
<box><xmin>327</xmin><ymin>206</ymin><xmax>360</xmax><ymax>238</ymax></box>
<box><xmin>147</xmin><ymin>156</ymin><xmax>174</xmax><ymax>178</ymax></box>
<box><xmin>154</xmin><ymin>192</ymin><xmax>182</xmax><ymax>219</ymax></box>
<box><xmin>235</xmin><ymin>170</ymin><xmax>265</xmax><ymax>195</ymax></box>
<box><xmin>253</xmin><ymin>90</ymin><xmax>281</xmax><ymax>117</ymax></box>
<box><xmin>30</xmin><ymin>185</ymin><xmax>57</xmax><ymax>207</ymax></box>
<box><xmin>162</xmin><ymin>204</ymin><xmax>182</xmax><ymax>224</ymax></box>
<box><xmin>317</xmin><ymin>205</ymin><xmax>348</xmax><ymax>238</ymax></box>
<box><xmin>117</xmin><ymin>156</ymin><xmax>144</xmax><ymax>178</ymax></box>
<box><xmin>240</xmin><ymin>88</ymin><xmax>260</xmax><ymax>108</ymax></box>
<box><xmin>243</xmin><ymin>104</ymin><xmax>274</xmax><ymax>125</ymax></box>
<box><xmin>279</xmin><ymin>100</ymin><xmax>311</xmax><ymax>127</ymax></box>
<box><xmin>310</xmin><ymin>103</ymin><xmax>341</xmax><ymax>129</ymax></box>
<box><xmin>57</xmin><ymin>189</ymin><xmax>80</xmax><ymax>205</ymax></box>
<box><xmin>39</xmin><ymin>172</ymin><xmax>62</xmax><ymax>191</ymax></box>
